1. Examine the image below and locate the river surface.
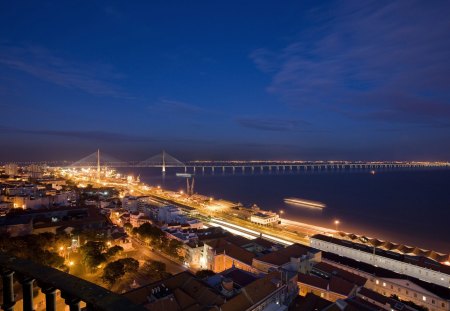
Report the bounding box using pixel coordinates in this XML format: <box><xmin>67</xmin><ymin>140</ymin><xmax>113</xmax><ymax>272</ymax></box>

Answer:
<box><xmin>119</xmin><ymin>167</ymin><xmax>450</xmax><ymax>253</ymax></box>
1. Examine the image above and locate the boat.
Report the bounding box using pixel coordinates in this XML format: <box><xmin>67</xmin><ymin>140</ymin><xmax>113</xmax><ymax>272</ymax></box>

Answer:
<box><xmin>176</xmin><ymin>173</ymin><xmax>193</xmax><ymax>178</ymax></box>
<box><xmin>284</xmin><ymin>197</ymin><xmax>326</xmax><ymax>209</ymax></box>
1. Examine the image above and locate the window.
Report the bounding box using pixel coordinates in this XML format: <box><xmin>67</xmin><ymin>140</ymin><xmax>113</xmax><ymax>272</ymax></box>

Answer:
<box><xmin>432</xmin><ymin>299</ymin><xmax>435</xmax><ymax>304</ymax></box>
<box><xmin>383</xmin><ymin>282</ymin><xmax>386</xmax><ymax>287</ymax></box>
<box><xmin>422</xmin><ymin>296</ymin><xmax>426</xmax><ymax>302</ymax></box>
<box><xmin>390</xmin><ymin>285</ymin><xmax>393</xmax><ymax>289</ymax></box>
<box><xmin>376</xmin><ymin>280</ymin><xmax>379</xmax><ymax>285</ymax></box>
<box><xmin>414</xmin><ymin>293</ymin><xmax>417</xmax><ymax>298</ymax></box>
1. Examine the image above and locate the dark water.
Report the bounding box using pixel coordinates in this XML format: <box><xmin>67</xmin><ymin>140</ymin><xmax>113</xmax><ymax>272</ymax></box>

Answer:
<box><xmin>120</xmin><ymin>168</ymin><xmax>450</xmax><ymax>253</ymax></box>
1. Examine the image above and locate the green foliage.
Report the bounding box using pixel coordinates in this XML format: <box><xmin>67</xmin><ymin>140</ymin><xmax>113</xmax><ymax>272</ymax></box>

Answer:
<box><xmin>123</xmin><ymin>222</ymin><xmax>133</xmax><ymax>232</ymax></box>
<box><xmin>142</xmin><ymin>260</ymin><xmax>169</xmax><ymax>281</ymax></box>
<box><xmin>164</xmin><ymin>239</ymin><xmax>184</xmax><ymax>260</ymax></box>
<box><xmin>195</xmin><ymin>270</ymin><xmax>216</xmax><ymax>279</ymax></box>
<box><xmin>105</xmin><ymin>245</ymin><xmax>124</xmax><ymax>258</ymax></box>
<box><xmin>135</xmin><ymin>223</ymin><xmax>164</xmax><ymax>243</ymax></box>
<box><xmin>102</xmin><ymin>261</ymin><xmax>125</xmax><ymax>285</ymax></box>
<box><xmin>79</xmin><ymin>241</ymin><xmax>107</xmax><ymax>270</ymax></box>
<box><xmin>0</xmin><ymin>233</ymin><xmax>67</xmax><ymax>270</ymax></box>
<box><xmin>101</xmin><ymin>258</ymin><xmax>139</xmax><ymax>285</ymax></box>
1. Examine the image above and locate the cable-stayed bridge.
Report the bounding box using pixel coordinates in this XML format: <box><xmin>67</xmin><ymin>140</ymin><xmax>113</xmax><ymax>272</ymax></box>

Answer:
<box><xmin>4</xmin><ymin>150</ymin><xmax>448</xmax><ymax>174</ymax></box>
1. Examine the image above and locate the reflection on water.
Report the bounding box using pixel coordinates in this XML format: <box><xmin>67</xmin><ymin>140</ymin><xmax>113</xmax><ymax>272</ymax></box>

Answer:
<box><xmin>118</xmin><ymin>167</ymin><xmax>450</xmax><ymax>253</ymax></box>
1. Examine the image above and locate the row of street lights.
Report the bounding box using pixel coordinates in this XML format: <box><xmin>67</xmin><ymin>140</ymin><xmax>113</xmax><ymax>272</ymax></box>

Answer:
<box><xmin>279</xmin><ymin>209</ymin><xmax>340</xmax><ymax>232</ymax></box>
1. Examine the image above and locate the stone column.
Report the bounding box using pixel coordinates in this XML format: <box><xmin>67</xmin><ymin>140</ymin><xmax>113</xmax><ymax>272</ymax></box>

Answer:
<box><xmin>19</xmin><ymin>277</ymin><xmax>35</xmax><ymax>311</ymax></box>
<box><xmin>41</xmin><ymin>287</ymin><xmax>57</xmax><ymax>311</ymax></box>
<box><xmin>1</xmin><ymin>270</ymin><xmax>15</xmax><ymax>311</ymax></box>
<box><xmin>62</xmin><ymin>294</ymin><xmax>80</xmax><ymax>311</ymax></box>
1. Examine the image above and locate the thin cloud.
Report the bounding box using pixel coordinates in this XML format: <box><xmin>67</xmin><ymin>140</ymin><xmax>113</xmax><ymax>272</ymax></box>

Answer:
<box><xmin>0</xmin><ymin>45</ymin><xmax>126</xmax><ymax>97</ymax></box>
<box><xmin>236</xmin><ymin>117</ymin><xmax>310</xmax><ymax>132</ymax></box>
<box><xmin>149</xmin><ymin>98</ymin><xmax>206</xmax><ymax>114</ymax></box>
<box><xmin>251</xmin><ymin>1</ymin><xmax>450</xmax><ymax>124</ymax></box>
<box><xmin>0</xmin><ymin>126</ymin><xmax>155</xmax><ymax>142</ymax></box>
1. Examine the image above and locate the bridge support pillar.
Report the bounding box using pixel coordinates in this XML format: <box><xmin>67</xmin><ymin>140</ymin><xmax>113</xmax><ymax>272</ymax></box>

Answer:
<box><xmin>193</xmin><ymin>167</ymin><xmax>196</xmax><ymax>173</ymax></box>
<box><xmin>19</xmin><ymin>277</ymin><xmax>35</xmax><ymax>311</ymax></box>
<box><xmin>1</xmin><ymin>270</ymin><xmax>15</xmax><ymax>311</ymax></box>
<box><xmin>232</xmin><ymin>167</ymin><xmax>235</xmax><ymax>174</ymax></box>
<box><xmin>41</xmin><ymin>286</ymin><xmax>57</xmax><ymax>311</ymax></box>
<box><xmin>222</xmin><ymin>166</ymin><xmax>225</xmax><ymax>174</ymax></box>
<box><xmin>184</xmin><ymin>166</ymin><xmax>187</xmax><ymax>173</ymax></box>
<box><xmin>251</xmin><ymin>166</ymin><xmax>254</xmax><ymax>173</ymax></box>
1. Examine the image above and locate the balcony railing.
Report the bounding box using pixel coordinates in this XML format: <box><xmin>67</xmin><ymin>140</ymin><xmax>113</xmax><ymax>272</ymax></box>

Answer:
<box><xmin>0</xmin><ymin>253</ymin><xmax>146</xmax><ymax>311</ymax></box>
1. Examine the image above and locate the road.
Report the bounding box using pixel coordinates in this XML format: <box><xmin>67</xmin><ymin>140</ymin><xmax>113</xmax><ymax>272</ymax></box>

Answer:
<box><xmin>127</xmin><ymin>237</ymin><xmax>187</xmax><ymax>275</ymax></box>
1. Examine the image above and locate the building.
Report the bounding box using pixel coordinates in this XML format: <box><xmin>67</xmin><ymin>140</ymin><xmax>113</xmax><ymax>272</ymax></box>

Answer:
<box><xmin>356</xmin><ymin>287</ymin><xmax>419</xmax><ymax>311</ymax></box>
<box><xmin>0</xmin><ymin>216</ymin><xmax>33</xmax><ymax>237</ymax></box>
<box><xmin>26</xmin><ymin>164</ymin><xmax>45</xmax><ymax>178</ymax></box>
<box><xmin>4</xmin><ymin>163</ymin><xmax>19</xmax><ymax>176</ymax></box>
<box><xmin>311</xmin><ymin>233</ymin><xmax>450</xmax><ymax>288</ymax></box>
<box><xmin>122</xmin><ymin>196</ymin><xmax>138</xmax><ymax>212</ymax></box>
<box><xmin>0</xmin><ymin>201</ymin><xmax>13</xmax><ymax>215</ymax></box>
<box><xmin>123</xmin><ymin>271</ymin><xmax>226</xmax><ymax>310</ymax></box>
<box><xmin>250</xmin><ymin>211</ymin><xmax>280</xmax><ymax>226</ymax></box>
<box><xmin>219</xmin><ymin>270</ymin><xmax>293</xmax><ymax>311</ymax></box>
<box><xmin>252</xmin><ymin>243</ymin><xmax>321</xmax><ymax>273</ymax></box>
<box><xmin>298</xmin><ymin>273</ymin><xmax>357</xmax><ymax>302</ymax></box>
<box><xmin>129</xmin><ymin>212</ymin><xmax>153</xmax><ymax>228</ymax></box>
<box><xmin>203</xmin><ymin>238</ymin><xmax>257</xmax><ymax>273</ymax></box>
<box><xmin>323</xmin><ymin>251</ymin><xmax>450</xmax><ymax>311</ymax></box>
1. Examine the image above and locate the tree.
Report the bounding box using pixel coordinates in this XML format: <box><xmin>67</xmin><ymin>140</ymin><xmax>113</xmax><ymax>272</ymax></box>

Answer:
<box><xmin>142</xmin><ymin>260</ymin><xmax>168</xmax><ymax>281</ymax></box>
<box><xmin>123</xmin><ymin>222</ymin><xmax>133</xmax><ymax>233</ymax></box>
<box><xmin>102</xmin><ymin>261</ymin><xmax>125</xmax><ymax>285</ymax></box>
<box><xmin>105</xmin><ymin>245</ymin><xmax>124</xmax><ymax>258</ymax></box>
<box><xmin>195</xmin><ymin>270</ymin><xmax>215</xmax><ymax>279</ymax></box>
<box><xmin>118</xmin><ymin>258</ymin><xmax>139</xmax><ymax>273</ymax></box>
<box><xmin>165</xmin><ymin>239</ymin><xmax>184</xmax><ymax>260</ymax></box>
<box><xmin>80</xmin><ymin>241</ymin><xmax>107</xmax><ymax>271</ymax></box>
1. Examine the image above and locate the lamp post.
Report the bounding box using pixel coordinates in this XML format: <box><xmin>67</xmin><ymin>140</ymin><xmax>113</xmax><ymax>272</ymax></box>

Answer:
<box><xmin>334</xmin><ymin>220</ymin><xmax>340</xmax><ymax>232</ymax></box>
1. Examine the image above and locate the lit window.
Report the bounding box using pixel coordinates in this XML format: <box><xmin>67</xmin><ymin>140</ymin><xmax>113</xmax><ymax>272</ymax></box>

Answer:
<box><xmin>376</xmin><ymin>280</ymin><xmax>379</xmax><ymax>285</ymax></box>
<box><xmin>423</xmin><ymin>296</ymin><xmax>426</xmax><ymax>302</ymax></box>
<box><xmin>383</xmin><ymin>282</ymin><xmax>386</xmax><ymax>287</ymax></box>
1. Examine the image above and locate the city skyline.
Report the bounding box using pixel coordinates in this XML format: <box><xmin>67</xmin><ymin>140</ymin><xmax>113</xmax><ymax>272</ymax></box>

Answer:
<box><xmin>1</xmin><ymin>0</ymin><xmax>450</xmax><ymax>161</ymax></box>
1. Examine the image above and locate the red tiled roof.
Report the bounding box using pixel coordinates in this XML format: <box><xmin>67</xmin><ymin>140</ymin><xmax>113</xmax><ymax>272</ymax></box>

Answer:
<box><xmin>313</xmin><ymin>262</ymin><xmax>367</xmax><ymax>286</ymax></box>
<box><xmin>254</xmin><ymin>243</ymin><xmax>315</xmax><ymax>266</ymax></box>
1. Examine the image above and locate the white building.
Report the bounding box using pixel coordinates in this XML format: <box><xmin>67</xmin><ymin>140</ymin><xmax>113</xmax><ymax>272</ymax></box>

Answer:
<box><xmin>157</xmin><ymin>206</ymin><xmax>184</xmax><ymax>223</ymax></box>
<box><xmin>322</xmin><ymin>253</ymin><xmax>450</xmax><ymax>311</ymax></box>
<box><xmin>4</xmin><ymin>163</ymin><xmax>19</xmax><ymax>176</ymax></box>
<box><xmin>310</xmin><ymin>234</ymin><xmax>450</xmax><ymax>288</ymax></box>
<box><xmin>122</xmin><ymin>196</ymin><xmax>139</xmax><ymax>212</ymax></box>
<box><xmin>250</xmin><ymin>211</ymin><xmax>279</xmax><ymax>226</ymax></box>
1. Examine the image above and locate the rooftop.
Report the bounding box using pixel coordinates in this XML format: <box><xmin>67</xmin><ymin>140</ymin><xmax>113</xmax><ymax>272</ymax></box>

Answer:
<box><xmin>312</xmin><ymin>234</ymin><xmax>450</xmax><ymax>275</ymax></box>
<box><xmin>312</xmin><ymin>261</ymin><xmax>367</xmax><ymax>286</ymax></box>
<box><xmin>323</xmin><ymin>251</ymin><xmax>450</xmax><ymax>300</ymax></box>
<box><xmin>254</xmin><ymin>243</ymin><xmax>318</xmax><ymax>266</ymax></box>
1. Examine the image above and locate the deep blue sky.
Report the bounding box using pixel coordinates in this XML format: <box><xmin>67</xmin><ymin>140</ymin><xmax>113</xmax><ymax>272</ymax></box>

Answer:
<box><xmin>1</xmin><ymin>1</ymin><xmax>449</xmax><ymax>161</ymax></box>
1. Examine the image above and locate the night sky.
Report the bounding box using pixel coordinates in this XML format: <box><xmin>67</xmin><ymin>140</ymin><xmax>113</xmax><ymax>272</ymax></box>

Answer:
<box><xmin>1</xmin><ymin>1</ymin><xmax>449</xmax><ymax>162</ymax></box>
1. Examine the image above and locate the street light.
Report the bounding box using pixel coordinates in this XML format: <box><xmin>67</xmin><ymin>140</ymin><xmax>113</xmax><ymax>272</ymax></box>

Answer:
<box><xmin>334</xmin><ymin>220</ymin><xmax>340</xmax><ymax>232</ymax></box>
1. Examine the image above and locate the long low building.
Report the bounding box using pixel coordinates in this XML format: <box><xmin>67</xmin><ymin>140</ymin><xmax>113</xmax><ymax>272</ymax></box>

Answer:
<box><xmin>310</xmin><ymin>234</ymin><xmax>450</xmax><ymax>288</ymax></box>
